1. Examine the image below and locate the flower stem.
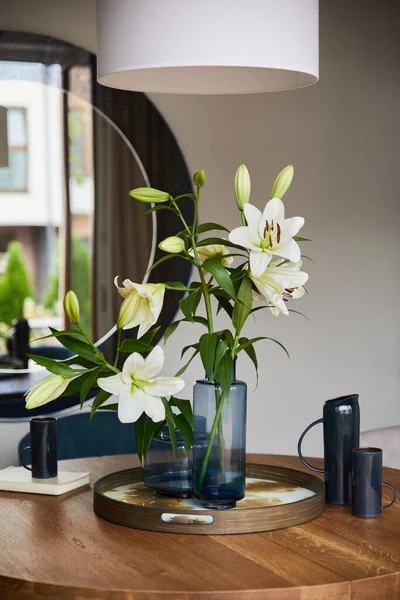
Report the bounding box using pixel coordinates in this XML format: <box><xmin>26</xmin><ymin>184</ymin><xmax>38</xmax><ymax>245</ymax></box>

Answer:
<box><xmin>76</xmin><ymin>323</ymin><xmax>93</xmax><ymax>346</ymax></box>
<box><xmin>197</xmin><ymin>390</ymin><xmax>226</xmax><ymax>492</ymax></box>
<box><xmin>113</xmin><ymin>329</ymin><xmax>122</xmax><ymax>368</ymax></box>
<box><xmin>231</xmin><ymin>332</ymin><xmax>240</xmax><ymax>360</ymax></box>
<box><xmin>172</xmin><ymin>194</ymin><xmax>214</xmax><ymax>334</ymax></box>
<box><xmin>192</xmin><ymin>186</ymin><xmax>214</xmax><ymax>334</ymax></box>
<box><xmin>216</xmin><ymin>386</ymin><xmax>226</xmax><ymax>484</ymax></box>
<box><xmin>196</xmin><ymin>262</ymin><xmax>214</xmax><ymax>334</ymax></box>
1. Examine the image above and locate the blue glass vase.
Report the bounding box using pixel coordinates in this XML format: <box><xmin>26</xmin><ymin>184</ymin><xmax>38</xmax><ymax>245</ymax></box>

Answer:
<box><xmin>143</xmin><ymin>425</ymin><xmax>192</xmax><ymax>498</ymax></box>
<box><xmin>192</xmin><ymin>368</ymin><xmax>247</xmax><ymax>510</ymax></box>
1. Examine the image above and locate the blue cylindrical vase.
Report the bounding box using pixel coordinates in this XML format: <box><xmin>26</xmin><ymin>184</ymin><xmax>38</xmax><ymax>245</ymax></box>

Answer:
<box><xmin>192</xmin><ymin>371</ymin><xmax>247</xmax><ymax>510</ymax></box>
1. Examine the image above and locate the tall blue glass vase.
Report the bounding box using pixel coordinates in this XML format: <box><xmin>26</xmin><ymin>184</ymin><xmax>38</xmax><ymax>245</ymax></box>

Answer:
<box><xmin>192</xmin><ymin>368</ymin><xmax>247</xmax><ymax>510</ymax></box>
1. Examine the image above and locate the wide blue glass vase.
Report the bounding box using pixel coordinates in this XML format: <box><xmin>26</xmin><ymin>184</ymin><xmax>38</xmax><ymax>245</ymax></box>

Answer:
<box><xmin>192</xmin><ymin>368</ymin><xmax>247</xmax><ymax>510</ymax></box>
<box><xmin>143</xmin><ymin>425</ymin><xmax>192</xmax><ymax>498</ymax></box>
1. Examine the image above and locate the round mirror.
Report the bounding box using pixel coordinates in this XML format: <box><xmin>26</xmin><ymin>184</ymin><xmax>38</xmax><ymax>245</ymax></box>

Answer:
<box><xmin>0</xmin><ymin>31</ymin><xmax>193</xmax><ymax>419</ymax></box>
<box><xmin>0</xmin><ymin>79</ymin><xmax>155</xmax><ymax>372</ymax></box>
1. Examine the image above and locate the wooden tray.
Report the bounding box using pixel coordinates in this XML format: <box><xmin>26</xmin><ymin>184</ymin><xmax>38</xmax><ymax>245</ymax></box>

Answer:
<box><xmin>94</xmin><ymin>463</ymin><xmax>325</xmax><ymax>535</ymax></box>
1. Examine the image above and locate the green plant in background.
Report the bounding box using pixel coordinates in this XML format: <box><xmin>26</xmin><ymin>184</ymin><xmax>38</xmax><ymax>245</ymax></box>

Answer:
<box><xmin>70</xmin><ymin>237</ymin><xmax>91</xmax><ymax>332</ymax></box>
<box><xmin>0</xmin><ymin>241</ymin><xmax>32</xmax><ymax>326</ymax></box>
<box><xmin>68</xmin><ymin>110</ymin><xmax>87</xmax><ymax>185</ymax></box>
<box><xmin>42</xmin><ymin>237</ymin><xmax>91</xmax><ymax>332</ymax></box>
<box><xmin>42</xmin><ymin>254</ymin><xmax>59</xmax><ymax>312</ymax></box>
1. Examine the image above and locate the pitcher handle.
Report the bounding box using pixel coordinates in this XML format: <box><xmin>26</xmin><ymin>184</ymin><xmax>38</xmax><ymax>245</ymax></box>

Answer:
<box><xmin>297</xmin><ymin>418</ymin><xmax>324</xmax><ymax>473</ymax></box>
<box><xmin>382</xmin><ymin>482</ymin><xmax>396</xmax><ymax>509</ymax></box>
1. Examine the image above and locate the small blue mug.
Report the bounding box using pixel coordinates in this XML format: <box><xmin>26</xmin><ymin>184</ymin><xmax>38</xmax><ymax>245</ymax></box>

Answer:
<box><xmin>352</xmin><ymin>447</ymin><xmax>396</xmax><ymax>518</ymax></box>
<box><xmin>19</xmin><ymin>417</ymin><xmax>58</xmax><ymax>479</ymax></box>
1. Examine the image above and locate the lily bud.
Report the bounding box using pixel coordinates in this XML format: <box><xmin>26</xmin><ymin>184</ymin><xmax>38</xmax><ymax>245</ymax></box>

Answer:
<box><xmin>158</xmin><ymin>236</ymin><xmax>185</xmax><ymax>254</ymax></box>
<box><xmin>129</xmin><ymin>187</ymin><xmax>170</xmax><ymax>203</ymax></box>
<box><xmin>117</xmin><ymin>292</ymin><xmax>139</xmax><ymax>330</ymax></box>
<box><xmin>234</xmin><ymin>164</ymin><xmax>251</xmax><ymax>210</ymax></box>
<box><xmin>271</xmin><ymin>165</ymin><xmax>294</xmax><ymax>199</ymax></box>
<box><xmin>25</xmin><ymin>374</ymin><xmax>72</xmax><ymax>410</ymax></box>
<box><xmin>193</xmin><ymin>170</ymin><xmax>205</xmax><ymax>188</ymax></box>
<box><xmin>63</xmin><ymin>290</ymin><xmax>80</xmax><ymax>324</ymax></box>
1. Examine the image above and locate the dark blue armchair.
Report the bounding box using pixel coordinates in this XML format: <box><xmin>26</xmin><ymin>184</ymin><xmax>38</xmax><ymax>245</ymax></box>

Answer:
<box><xmin>19</xmin><ymin>411</ymin><xmax>136</xmax><ymax>461</ymax></box>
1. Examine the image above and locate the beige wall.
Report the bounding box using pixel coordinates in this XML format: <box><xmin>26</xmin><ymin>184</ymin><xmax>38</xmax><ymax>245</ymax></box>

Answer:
<box><xmin>1</xmin><ymin>0</ymin><xmax>400</xmax><ymax>467</ymax></box>
<box><xmin>150</xmin><ymin>0</ymin><xmax>400</xmax><ymax>459</ymax></box>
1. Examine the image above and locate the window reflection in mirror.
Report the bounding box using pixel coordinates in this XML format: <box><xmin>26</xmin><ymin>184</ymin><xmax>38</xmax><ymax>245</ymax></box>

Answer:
<box><xmin>0</xmin><ymin>61</ymin><xmax>94</xmax><ymax>363</ymax></box>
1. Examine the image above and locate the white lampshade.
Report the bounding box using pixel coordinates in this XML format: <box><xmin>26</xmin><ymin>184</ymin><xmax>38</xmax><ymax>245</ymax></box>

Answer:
<box><xmin>0</xmin><ymin>106</ymin><xmax>8</xmax><ymax>168</ymax></box>
<box><xmin>96</xmin><ymin>0</ymin><xmax>319</xmax><ymax>95</ymax></box>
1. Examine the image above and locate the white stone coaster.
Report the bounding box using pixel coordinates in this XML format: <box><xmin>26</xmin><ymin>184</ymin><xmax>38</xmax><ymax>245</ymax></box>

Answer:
<box><xmin>0</xmin><ymin>466</ymin><xmax>90</xmax><ymax>495</ymax></box>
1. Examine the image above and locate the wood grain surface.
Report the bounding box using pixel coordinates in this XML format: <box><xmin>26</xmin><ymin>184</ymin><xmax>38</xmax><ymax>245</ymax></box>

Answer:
<box><xmin>0</xmin><ymin>453</ymin><xmax>399</xmax><ymax>600</ymax></box>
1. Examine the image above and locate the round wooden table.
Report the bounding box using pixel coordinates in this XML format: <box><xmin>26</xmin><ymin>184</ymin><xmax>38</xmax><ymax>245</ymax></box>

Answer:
<box><xmin>0</xmin><ymin>454</ymin><xmax>399</xmax><ymax>599</ymax></box>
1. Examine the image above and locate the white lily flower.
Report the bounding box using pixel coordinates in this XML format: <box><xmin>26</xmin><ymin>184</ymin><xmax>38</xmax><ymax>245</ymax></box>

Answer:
<box><xmin>229</xmin><ymin>198</ymin><xmax>304</xmax><ymax>277</ymax></box>
<box><xmin>250</xmin><ymin>260</ymin><xmax>308</xmax><ymax>317</ymax></box>
<box><xmin>115</xmin><ymin>278</ymin><xmax>165</xmax><ymax>337</ymax></box>
<box><xmin>97</xmin><ymin>346</ymin><xmax>185</xmax><ymax>423</ymax></box>
<box><xmin>189</xmin><ymin>244</ymin><xmax>233</xmax><ymax>267</ymax></box>
<box><xmin>25</xmin><ymin>374</ymin><xmax>72</xmax><ymax>410</ymax></box>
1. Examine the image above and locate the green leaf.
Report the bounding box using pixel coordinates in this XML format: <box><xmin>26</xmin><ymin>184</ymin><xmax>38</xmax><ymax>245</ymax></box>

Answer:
<box><xmin>135</xmin><ymin>413</ymin><xmax>146</xmax><ymax>462</ymax></box>
<box><xmin>236</xmin><ymin>336</ymin><xmax>290</xmax><ymax>359</ymax></box>
<box><xmin>222</xmin><ymin>329</ymin><xmax>235</xmax><ymax>351</ymax></box>
<box><xmin>177</xmin><ymin>229</ymin><xmax>192</xmax><ymax>240</ymax></box>
<box><xmin>239</xmin><ymin>338</ymin><xmax>258</xmax><ymax>387</ymax></box>
<box><xmin>27</xmin><ymin>353</ymin><xmax>77</xmax><ymax>377</ymax></box>
<box><xmin>140</xmin><ymin>326</ymin><xmax>161</xmax><ymax>345</ymax></box>
<box><xmin>143</xmin><ymin>205</ymin><xmax>171</xmax><ymax>216</ymax></box>
<box><xmin>164</xmin><ymin>282</ymin><xmax>191</xmax><ymax>291</ymax></box>
<box><xmin>90</xmin><ymin>389</ymin><xmax>112</xmax><ymax>419</ymax></box>
<box><xmin>175</xmin><ymin>413</ymin><xmax>193</xmax><ymax>457</ymax></box>
<box><xmin>232</xmin><ymin>276</ymin><xmax>252</xmax><ymax>334</ymax></box>
<box><xmin>181</xmin><ymin>343</ymin><xmax>199</xmax><ymax>359</ymax></box>
<box><xmin>216</xmin><ymin>297</ymin><xmax>233</xmax><ymax>318</ymax></box>
<box><xmin>170</xmin><ymin>397</ymin><xmax>194</xmax><ymax>429</ymax></box>
<box><xmin>161</xmin><ymin>397</ymin><xmax>178</xmax><ymax>458</ymax></box>
<box><xmin>196</xmin><ymin>237</ymin><xmax>245</xmax><ymax>251</ymax></box>
<box><xmin>174</xmin><ymin>193</ymin><xmax>196</xmax><ymax>202</ymax></box>
<box><xmin>148</xmin><ymin>253</ymin><xmax>187</xmax><ymax>274</ymax></box>
<box><xmin>196</xmin><ymin>222</ymin><xmax>229</xmax><ymax>234</ymax></box>
<box><xmin>63</xmin><ymin>355</ymin><xmax>98</xmax><ymax>369</ymax></box>
<box><xmin>179</xmin><ymin>288</ymin><xmax>201</xmax><ymax>322</ymax></box>
<box><xmin>98</xmin><ymin>403</ymin><xmax>118</xmax><ymax>411</ymax></box>
<box><xmin>288</xmin><ymin>309</ymin><xmax>310</xmax><ymax>321</ymax></box>
<box><xmin>212</xmin><ymin>289</ymin><xmax>233</xmax><ymax>318</ymax></box>
<box><xmin>202</xmin><ymin>257</ymin><xmax>236</xmax><ymax>299</ymax></box>
<box><xmin>301</xmin><ymin>254</ymin><xmax>314</xmax><ymax>262</ymax></box>
<box><xmin>118</xmin><ymin>339</ymin><xmax>153</xmax><ymax>353</ymax></box>
<box><xmin>32</xmin><ymin>328</ymin><xmax>83</xmax><ymax>343</ymax></box>
<box><xmin>175</xmin><ymin>348</ymin><xmax>199</xmax><ymax>377</ymax></box>
<box><xmin>166</xmin><ymin>316</ymin><xmax>208</xmax><ymax>344</ymax></box>
<box><xmin>164</xmin><ymin>320</ymin><xmax>181</xmax><ymax>344</ymax></box>
<box><xmin>293</xmin><ymin>236</ymin><xmax>312</xmax><ymax>242</ymax></box>
<box><xmin>80</xmin><ymin>366</ymin><xmax>102</xmax><ymax>407</ymax></box>
<box><xmin>250</xmin><ymin>305</ymin><xmax>270</xmax><ymax>314</ymax></box>
<box><xmin>142</xmin><ymin>419</ymin><xmax>165</xmax><ymax>461</ymax></box>
<box><xmin>192</xmin><ymin>316</ymin><xmax>208</xmax><ymax>326</ymax></box>
<box><xmin>215</xmin><ymin>354</ymin><xmax>233</xmax><ymax>400</ymax></box>
<box><xmin>60</xmin><ymin>371</ymin><xmax>91</xmax><ymax>397</ymax></box>
<box><xmin>199</xmin><ymin>332</ymin><xmax>219</xmax><ymax>380</ymax></box>
<box><xmin>215</xmin><ymin>339</ymin><xmax>228</xmax><ymax>370</ymax></box>
<box><xmin>49</xmin><ymin>332</ymin><xmax>98</xmax><ymax>363</ymax></box>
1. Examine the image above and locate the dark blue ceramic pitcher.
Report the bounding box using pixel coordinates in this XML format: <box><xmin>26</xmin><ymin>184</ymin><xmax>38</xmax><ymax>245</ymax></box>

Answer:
<box><xmin>298</xmin><ymin>394</ymin><xmax>360</xmax><ymax>505</ymax></box>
